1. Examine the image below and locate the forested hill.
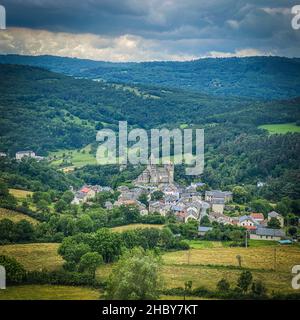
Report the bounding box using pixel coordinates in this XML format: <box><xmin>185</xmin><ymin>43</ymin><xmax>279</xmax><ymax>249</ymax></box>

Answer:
<box><xmin>0</xmin><ymin>64</ymin><xmax>299</xmax><ymax>199</ymax></box>
<box><xmin>1</xmin><ymin>55</ymin><xmax>300</xmax><ymax>100</ymax></box>
<box><xmin>1</xmin><ymin>64</ymin><xmax>299</xmax><ymax>155</ymax></box>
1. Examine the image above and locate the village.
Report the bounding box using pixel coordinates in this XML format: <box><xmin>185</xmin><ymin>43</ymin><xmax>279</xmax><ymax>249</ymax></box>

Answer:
<box><xmin>0</xmin><ymin>149</ymin><xmax>290</xmax><ymax>242</ymax></box>
<box><xmin>70</xmin><ymin>159</ymin><xmax>288</xmax><ymax>243</ymax></box>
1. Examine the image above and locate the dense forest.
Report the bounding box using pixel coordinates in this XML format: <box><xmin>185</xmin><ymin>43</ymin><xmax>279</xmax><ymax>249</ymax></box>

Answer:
<box><xmin>1</xmin><ymin>55</ymin><xmax>300</xmax><ymax>99</ymax></box>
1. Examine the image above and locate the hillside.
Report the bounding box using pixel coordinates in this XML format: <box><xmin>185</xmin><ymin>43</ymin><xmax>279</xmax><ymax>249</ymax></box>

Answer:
<box><xmin>0</xmin><ymin>64</ymin><xmax>300</xmax><ymax>199</ymax></box>
<box><xmin>1</xmin><ymin>55</ymin><xmax>300</xmax><ymax>99</ymax></box>
<box><xmin>1</xmin><ymin>64</ymin><xmax>300</xmax><ymax>155</ymax></box>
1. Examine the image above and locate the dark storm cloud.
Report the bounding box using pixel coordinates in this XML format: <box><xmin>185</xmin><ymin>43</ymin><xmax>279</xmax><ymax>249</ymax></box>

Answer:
<box><xmin>0</xmin><ymin>0</ymin><xmax>299</xmax><ymax>60</ymax></box>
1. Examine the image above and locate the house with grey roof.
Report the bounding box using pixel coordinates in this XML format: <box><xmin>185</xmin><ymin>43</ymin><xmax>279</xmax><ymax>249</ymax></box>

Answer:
<box><xmin>250</xmin><ymin>227</ymin><xmax>286</xmax><ymax>241</ymax></box>
<box><xmin>205</xmin><ymin>190</ymin><xmax>233</xmax><ymax>203</ymax></box>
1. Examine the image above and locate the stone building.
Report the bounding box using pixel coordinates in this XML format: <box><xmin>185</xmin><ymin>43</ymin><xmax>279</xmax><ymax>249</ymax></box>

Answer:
<box><xmin>134</xmin><ymin>156</ymin><xmax>174</xmax><ymax>186</ymax></box>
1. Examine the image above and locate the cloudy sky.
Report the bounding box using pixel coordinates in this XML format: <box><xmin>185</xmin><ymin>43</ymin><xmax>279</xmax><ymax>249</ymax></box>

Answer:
<box><xmin>0</xmin><ymin>0</ymin><xmax>299</xmax><ymax>61</ymax></box>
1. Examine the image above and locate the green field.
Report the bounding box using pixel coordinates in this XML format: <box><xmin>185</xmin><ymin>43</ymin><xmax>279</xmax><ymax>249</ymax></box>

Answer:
<box><xmin>49</xmin><ymin>144</ymin><xmax>96</xmax><ymax>170</ymax></box>
<box><xmin>0</xmin><ymin>208</ymin><xmax>39</xmax><ymax>225</ymax></box>
<box><xmin>259</xmin><ymin>122</ymin><xmax>300</xmax><ymax>134</ymax></box>
<box><xmin>0</xmin><ymin>285</ymin><xmax>101</xmax><ymax>300</ymax></box>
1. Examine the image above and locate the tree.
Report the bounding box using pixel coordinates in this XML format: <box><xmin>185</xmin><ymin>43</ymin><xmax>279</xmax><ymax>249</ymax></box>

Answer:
<box><xmin>54</xmin><ymin>199</ymin><xmax>68</xmax><ymax>213</ymax></box>
<box><xmin>0</xmin><ymin>181</ymin><xmax>9</xmax><ymax>197</ymax></box>
<box><xmin>288</xmin><ymin>226</ymin><xmax>297</xmax><ymax>237</ymax></box>
<box><xmin>0</xmin><ymin>219</ymin><xmax>16</xmax><ymax>242</ymax></box>
<box><xmin>200</xmin><ymin>215</ymin><xmax>211</xmax><ymax>226</ymax></box>
<box><xmin>217</xmin><ymin>278</ymin><xmax>230</xmax><ymax>292</ymax></box>
<box><xmin>76</xmin><ymin>214</ymin><xmax>94</xmax><ymax>233</ymax></box>
<box><xmin>90</xmin><ymin>228</ymin><xmax>121</xmax><ymax>263</ymax></box>
<box><xmin>105</xmin><ymin>247</ymin><xmax>162</xmax><ymax>300</ymax></box>
<box><xmin>36</xmin><ymin>199</ymin><xmax>49</xmax><ymax>213</ymax></box>
<box><xmin>250</xmin><ymin>199</ymin><xmax>272</xmax><ymax>216</ymax></box>
<box><xmin>138</xmin><ymin>193</ymin><xmax>149</xmax><ymax>207</ymax></box>
<box><xmin>267</xmin><ymin>217</ymin><xmax>281</xmax><ymax>229</ymax></box>
<box><xmin>58</xmin><ymin>238</ymin><xmax>91</xmax><ymax>266</ymax></box>
<box><xmin>61</xmin><ymin>190</ymin><xmax>75</xmax><ymax>204</ymax></box>
<box><xmin>251</xmin><ymin>280</ymin><xmax>267</xmax><ymax>297</ymax></box>
<box><xmin>232</xmin><ymin>186</ymin><xmax>250</xmax><ymax>204</ymax></box>
<box><xmin>0</xmin><ymin>182</ymin><xmax>17</xmax><ymax>208</ymax></box>
<box><xmin>0</xmin><ymin>255</ymin><xmax>26</xmax><ymax>284</ymax></box>
<box><xmin>184</xmin><ymin>280</ymin><xmax>193</xmax><ymax>300</ymax></box>
<box><xmin>151</xmin><ymin>191</ymin><xmax>164</xmax><ymax>201</ymax></box>
<box><xmin>237</xmin><ymin>270</ymin><xmax>253</xmax><ymax>293</ymax></box>
<box><xmin>119</xmin><ymin>205</ymin><xmax>139</xmax><ymax>224</ymax></box>
<box><xmin>78</xmin><ymin>252</ymin><xmax>103</xmax><ymax>278</ymax></box>
<box><xmin>15</xmin><ymin>220</ymin><xmax>34</xmax><ymax>242</ymax></box>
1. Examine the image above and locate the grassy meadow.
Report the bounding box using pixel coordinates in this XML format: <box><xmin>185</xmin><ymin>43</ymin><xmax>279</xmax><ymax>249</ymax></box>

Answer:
<box><xmin>49</xmin><ymin>144</ymin><xmax>96</xmax><ymax>170</ymax></box>
<box><xmin>9</xmin><ymin>189</ymin><xmax>33</xmax><ymax>199</ymax></box>
<box><xmin>259</xmin><ymin>122</ymin><xmax>300</xmax><ymax>134</ymax></box>
<box><xmin>0</xmin><ymin>243</ymin><xmax>63</xmax><ymax>271</ymax></box>
<box><xmin>0</xmin><ymin>285</ymin><xmax>101</xmax><ymax>300</ymax></box>
<box><xmin>0</xmin><ymin>208</ymin><xmax>39</xmax><ymax>225</ymax></box>
<box><xmin>1</xmin><ymin>241</ymin><xmax>300</xmax><ymax>298</ymax></box>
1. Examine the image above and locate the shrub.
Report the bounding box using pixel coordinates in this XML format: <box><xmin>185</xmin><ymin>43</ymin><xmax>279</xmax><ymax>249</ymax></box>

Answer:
<box><xmin>0</xmin><ymin>255</ymin><xmax>26</xmax><ymax>284</ymax></box>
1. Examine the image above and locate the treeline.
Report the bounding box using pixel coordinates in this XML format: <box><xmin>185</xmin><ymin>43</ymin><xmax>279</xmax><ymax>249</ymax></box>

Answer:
<box><xmin>2</xmin><ymin>55</ymin><xmax>300</xmax><ymax>99</ymax></box>
<box><xmin>1</xmin><ymin>64</ymin><xmax>300</xmax><ymax>155</ymax></box>
<box><xmin>0</xmin><ymin>157</ymin><xmax>80</xmax><ymax>192</ymax></box>
<box><xmin>58</xmin><ymin>227</ymin><xmax>189</xmax><ymax>273</ymax></box>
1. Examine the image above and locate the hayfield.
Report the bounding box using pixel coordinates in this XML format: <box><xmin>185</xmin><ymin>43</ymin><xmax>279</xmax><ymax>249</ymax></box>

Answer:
<box><xmin>0</xmin><ymin>243</ymin><xmax>63</xmax><ymax>271</ymax></box>
<box><xmin>163</xmin><ymin>246</ymin><xmax>300</xmax><ymax>271</ymax></box>
<box><xmin>1</xmin><ymin>241</ymin><xmax>299</xmax><ymax>296</ymax></box>
<box><xmin>9</xmin><ymin>189</ymin><xmax>33</xmax><ymax>199</ymax></box>
<box><xmin>0</xmin><ymin>208</ymin><xmax>39</xmax><ymax>225</ymax></box>
<box><xmin>0</xmin><ymin>285</ymin><xmax>101</xmax><ymax>300</ymax></box>
<box><xmin>96</xmin><ymin>244</ymin><xmax>300</xmax><ymax>295</ymax></box>
<box><xmin>111</xmin><ymin>223</ymin><xmax>164</xmax><ymax>232</ymax></box>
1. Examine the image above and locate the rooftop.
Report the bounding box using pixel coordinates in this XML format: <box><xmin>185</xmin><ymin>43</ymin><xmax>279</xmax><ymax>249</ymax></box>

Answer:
<box><xmin>198</xmin><ymin>226</ymin><xmax>213</xmax><ymax>232</ymax></box>
<box><xmin>256</xmin><ymin>227</ymin><xmax>285</xmax><ymax>237</ymax></box>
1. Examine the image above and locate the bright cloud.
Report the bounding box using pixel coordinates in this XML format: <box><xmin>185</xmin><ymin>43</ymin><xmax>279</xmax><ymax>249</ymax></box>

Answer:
<box><xmin>0</xmin><ymin>28</ymin><xmax>197</xmax><ymax>61</ymax></box>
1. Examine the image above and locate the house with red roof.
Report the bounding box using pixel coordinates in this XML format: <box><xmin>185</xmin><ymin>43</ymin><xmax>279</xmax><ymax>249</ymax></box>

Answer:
<box><xmin>71</xmin><ymin>185</ymin><xmax>96</xmax><ymax>205</ymax></box>
<box><xmin>250</xmin><ymin>213</ymin><xmax>264</xmax><ymax>224</ymax></box>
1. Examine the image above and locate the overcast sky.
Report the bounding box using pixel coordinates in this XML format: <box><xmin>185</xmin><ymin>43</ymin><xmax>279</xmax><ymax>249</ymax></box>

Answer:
<box><xmin>0</xmin><ymin>0</ymin><xmax>299</xmax><ymax>61</ymax></box>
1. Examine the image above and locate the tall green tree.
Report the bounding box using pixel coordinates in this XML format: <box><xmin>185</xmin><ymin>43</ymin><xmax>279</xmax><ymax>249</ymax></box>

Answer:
<box><xmin>105</xmin><ymin>247</ymin><xmax>162</xmax><ymax>300</ymax></box>
<box><xmin>78</xmin><ymin>252</ymin><xmax>103</xmax><ymax>278</ymax></box>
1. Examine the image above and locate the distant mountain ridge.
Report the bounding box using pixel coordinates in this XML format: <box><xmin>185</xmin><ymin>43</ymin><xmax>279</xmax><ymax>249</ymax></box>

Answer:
<box><xmin>1</xmin><ymin>55</ymin><xmax>300</xmax><ymax>100</ymax></box>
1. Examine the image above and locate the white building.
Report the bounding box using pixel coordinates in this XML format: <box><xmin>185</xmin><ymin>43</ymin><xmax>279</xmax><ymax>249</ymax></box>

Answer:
<box><xmin>16</xmin><ymin>151</ymin><xmax>36</xmax><ymax>160</ymax></box>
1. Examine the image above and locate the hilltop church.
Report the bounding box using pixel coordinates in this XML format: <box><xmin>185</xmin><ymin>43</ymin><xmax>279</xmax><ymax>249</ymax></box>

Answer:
<box><xmin>134</xmin><ymin>155</ymin><xmax>174</xmax><ymax>186</ymax></box>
